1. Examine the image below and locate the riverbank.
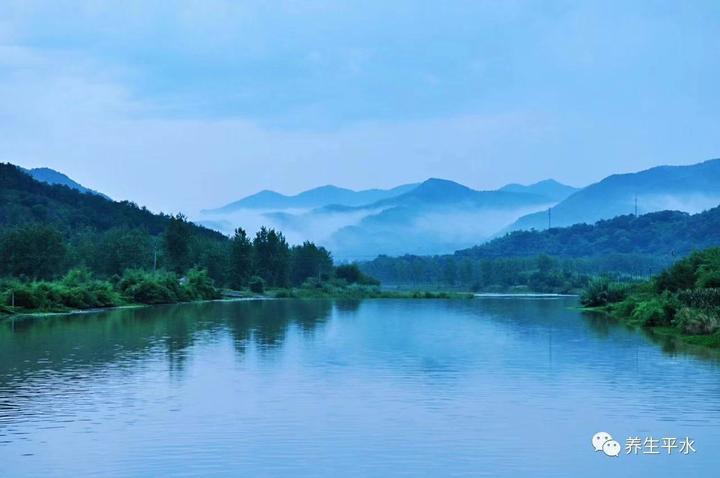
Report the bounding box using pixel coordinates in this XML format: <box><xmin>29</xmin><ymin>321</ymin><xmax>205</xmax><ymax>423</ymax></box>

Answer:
<box><xmin>2</xmin><ymin>281</ymin><xmax>474</xmax><ymax>318</ymax></box>
<box><xmin>583</xmin><ymin>303</ymin><xmax>720</xmax><ymax>349</ymax></box>
<box><xmin>0</xmin><ymin>268</ymin><xmax>221</xmax><ymax>317</ymax></box>
<box><xmin>580</xmin><ymin>247</ymin><xmax>720</xmax><ymax>349</ymax></box>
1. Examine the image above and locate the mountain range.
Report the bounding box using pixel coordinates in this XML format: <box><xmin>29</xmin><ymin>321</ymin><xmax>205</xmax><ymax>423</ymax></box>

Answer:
<box><xmin>200</xmin><ymin>177</ymin><xmax>579</xmax><ymax>258</ymax></box>
<box><xmin>205</xmin><ymin>183</ymin><xmax>418</xmax><ymax>212</ymax></box>
<box><xmin>8</xmin><ymin>158</ymin><xmax>720</xmax><ymax>261</ymax></box>
<box><xmin>507</xmin><ymin>158</ymin><xmax>720</xmax><ymax>232</ymax></box>
<box><xmin>324</xmin><ymin>178</ymin><xmax>569</xmax><ymax>258</ymax></box>
<box><xmin>200</xmin><ymin>158</ymin><xmax>720</xmax><ymax>259</ymax></box>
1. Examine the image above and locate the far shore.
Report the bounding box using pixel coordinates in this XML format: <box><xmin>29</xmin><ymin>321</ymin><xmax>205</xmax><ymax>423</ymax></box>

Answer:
<box><xmin>1</xmin><ymin>287</ymin><xmax>478</xmax><ymax>320</ymax></box>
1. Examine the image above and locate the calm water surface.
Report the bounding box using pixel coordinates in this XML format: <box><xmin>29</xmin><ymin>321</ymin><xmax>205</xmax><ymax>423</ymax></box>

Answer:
<box><xmin>1</xmin><ymin>298</ymin><xmax>719</xmax><ymax>477</ymax></box>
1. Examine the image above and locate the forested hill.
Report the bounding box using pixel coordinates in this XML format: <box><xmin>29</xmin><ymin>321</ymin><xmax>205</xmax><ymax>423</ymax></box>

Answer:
<box><xmin>458</xmin><ymin>206</ymin><xmax>720</xmax><ymax>259</ymax></box>
<box><xmin>0</xmin><ymin>163</ymin><xmax>361</xmax><ymax>295</ymax></box>
<box><xmin>0</xmin><ymin>162</ymin><xmax>221</xmax><ymax>239</ymax></box>
<box><xmin>507</xmin><ymin>158</ymin><xmax>720</xmax><ymax>232</ymax></box>
<box><xmin>359</xmin><ymin>207</ymin><xmax>720</xmax><ymax>290</ymax></box>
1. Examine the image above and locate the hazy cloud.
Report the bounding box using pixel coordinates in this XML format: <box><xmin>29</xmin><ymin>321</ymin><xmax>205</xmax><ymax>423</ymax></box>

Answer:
<box><xmin>1</xmin><ymin>1</ymin><xmax>719</xmax><ymax>215</ymax></box>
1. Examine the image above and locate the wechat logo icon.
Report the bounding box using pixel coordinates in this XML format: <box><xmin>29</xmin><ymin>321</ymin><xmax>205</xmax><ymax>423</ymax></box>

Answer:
<box><xmin>592</xmin><ymin>432</ymin><xmax>621</xmax><ymax>457</ymax></box>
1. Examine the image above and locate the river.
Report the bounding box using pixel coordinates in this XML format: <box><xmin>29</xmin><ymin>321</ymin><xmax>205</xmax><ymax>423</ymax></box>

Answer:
<box><xmin>1</xmin><ymin>297</ymin><xmax>718</xmax><ymax>477</ymax></box>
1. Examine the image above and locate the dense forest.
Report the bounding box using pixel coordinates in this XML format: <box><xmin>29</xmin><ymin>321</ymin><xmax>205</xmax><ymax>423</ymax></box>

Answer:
<box><xmin>0</xmin><ymin>163</ymin><xmax>376</xmax><ymax>312</ymax></box>
<box><xmin>360</xmin><ymin>207</ymin><xmax>720</xmax><ymax>292</ymax></box>
<box><xmin>360</xmin><ymin>253</ymin><xmax>669</xmax><ymax>293</ymax></box>
<box><xmin>459</xmin><ymin>207</ymin><xmax>720</xmax><ymax>258</ymax></box>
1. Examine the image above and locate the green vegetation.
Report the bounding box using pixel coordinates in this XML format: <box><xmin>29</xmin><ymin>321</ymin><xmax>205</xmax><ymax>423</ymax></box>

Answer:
<box><xmin>362</xmin><ymin>254</ymin><xmax>616</xmax><ymax>293</ymax></box>
<box><xmin>360</xmin><ymin>206</ymin><xmax>720</xmax><ymax>291</ymax></box>
<box><xmin>461</xmin><ymin>208</ymin><xmax>720</xmax><ymax>259</ymax></box>
<box><xmin>0</xmin><ymin>268</ymin><xmax>220</xmax><ymax>314</ymax></box>
<box><xmin>0</xmin><ymin>163</ymin><xmax>390</xmax><ymax>313</ymax></box>
<box><xmin>334</xmin><ymin>263</ymin><xmax>380</xmax><ymax>286</ymax></box>
<box><xmin>581</xmin><ymin>248</ymin><xmax>720</xmax><ymax>348</ymax></box>
<box><xmin>118</xmin><ymin>268</ymin><xmax>220</xmax><ymax>305</ymax></box>
<box><xmin>270</xmin><ymin>281</ymin><xmax>473</xmax><ymax>300</ymax></box>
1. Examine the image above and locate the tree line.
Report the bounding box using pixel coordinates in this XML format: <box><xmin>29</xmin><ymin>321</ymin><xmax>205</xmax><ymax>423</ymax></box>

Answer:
<box><xmin>360</xmin><ymin>253</ymin><xmax>671</xmax><ymax>293</ymax></box>
<box><xmin>457</xmin><ymin>207</ymin><xmax>720</xmax><ymax>259</ymax></box>
<box><xmin>0</xmin><ymin>216</ymin><xmax>374</xmax><ymax>291</ymax></box>
<box><xmin>358</xmin><ymin>206</ymin><xmax>720</xmax><ymax>292</ymax></box>
<box><xmin>0</xmin><ymin>162</ymin><xmax>378</xmax><ymax>291</ymax></box>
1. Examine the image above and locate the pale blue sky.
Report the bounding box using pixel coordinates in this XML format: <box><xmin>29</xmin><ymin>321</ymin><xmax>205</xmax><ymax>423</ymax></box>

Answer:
<box><xmin>1</xmin><ymin>1</ymin><xmax>719</xmax><ymax>213</ymax></box>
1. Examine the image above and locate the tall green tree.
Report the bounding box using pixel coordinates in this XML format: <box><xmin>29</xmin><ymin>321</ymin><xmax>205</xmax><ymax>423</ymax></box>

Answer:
<box><xmin>229</xmin><ymin>227</ymin><xmax>253</xmax><ymax>288</ymax></box>
<box><xmin>195</xmin><ymin>238</ymin><xmax>229</xmax><ymax>285</ymax></box>
<box><xmin>253</xmin><ymin>227</ymin><xmax>290</xmax><ymax>287</ymax></box>
<box><xmin>96</xmin><ymin>228</ymin><xmax>153</xmax><ymax>276</ymax></box>
<box><xmin>290</xmin><ymin>241</ymin><xmax>333</xmax><ymax>285</ymax></box>
<box><xmin>164</xmin><ymin>213</ymin><xmax>191</xmax><ymax>273</ymax></box>
<box><xmin>0</xmin><ymin>224</ymin><xmax>67</xmax><ymax>279</ymax></box>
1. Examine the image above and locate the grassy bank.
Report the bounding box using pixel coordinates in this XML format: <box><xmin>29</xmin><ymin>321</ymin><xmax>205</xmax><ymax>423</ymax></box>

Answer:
<box><xmin>1</xmin><ymin>268</ymin><xmax>220</xmax><ymax>315</ymax></box>
<box><xmin>580</xmin><ymin>248</ymin><xmax>720</xmax><ymax>348</ymax></box>
<box><xmin>2</xmin><ymin>272</ymin><xmax>474</xmax><ymax>317</ymax></box>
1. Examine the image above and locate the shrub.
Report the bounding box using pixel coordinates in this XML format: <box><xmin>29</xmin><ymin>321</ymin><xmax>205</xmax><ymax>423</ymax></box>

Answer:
<box><xmin>249</xmin><ymin>276</ymin><xmax>265</xmax><ymax>294</ymax></box>
<box><xmin>629</xmin><ymin>298</ymin><xmax>676</xmax><ymax>327</ymax></box>
<box><xmin>125</xmin><ymin>280</ymin><xmax>176</xmax><ymax>304</ymax></box>
<box><xmin>697</xmin><ymin>271</ymin><xmax>720</xmax><ymax>289</ymax></box>
<box><xmin>301</xmin><ymin>277</ymin><xmax>324</xmax><ymax>289</ymax></box>
<box><xmin>614</xmin><ymin>297</ymin><xmax>639</xmax><ymax>317</ymax></box>
<box><xmin>6</xmin><ymin>283</ymin><xmax>41</xmax><ymax>309</ymax></box>
<box><xmin>335</xmin><ymin>264</ymin><xmax>380</xmax><ymax>286</ymax></box>
<box><xmin>656</xmin><ymin>248</ymin><xmax>720</xmax><ymax>292</ymax></box>
<box><xmin>118</xmin><ymin>270</ymin><xmax>181</xmax><ymax>304</ymax></box>
<box><xmin>0</xmin><ymin>270</ymin><xmax>120</xmax><ymax>311</ymax></box>
<box><xmin>185</xmin><ymin>267</ymin><xmax>219</xmax><ymax>300</ymax></box>
<box><xmin>674</xmin><ymin>307</ymin><xmax>720</xmax><ymax>335</ymax></box>
<box><xmin>109</xmin><ymin>268</ymin><xmax>219</xmax><ymax>305</ymax></box>
<box><xmin>580</xmin><ymin>278</ymin><xmax>627</xmax><ymax>307</ymax></box>
<box><xmin>677</xmin><ymin>288</ymin><xmax>720</xmax><ymax>310</ymax></box>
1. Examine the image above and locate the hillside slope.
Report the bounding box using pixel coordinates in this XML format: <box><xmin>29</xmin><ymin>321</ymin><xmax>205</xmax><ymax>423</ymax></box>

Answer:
<box><xmin>0</xmin><ymin>163</ymin><xmax>221</xmax><ymax>239</ymax></box>
<box><xmin>23</xmin><ymin>167</ymin><xmax>110</xmax><ymax>199</ymax></box>
<box><xmin>458</xmin><ymin>206</ymin><xmax>720</xmax><ymax>259</ymax></box>
<box><xmin>508</xmin><ymin>158</ymin><xmax>720</xmax><ymax>231</ymax></box>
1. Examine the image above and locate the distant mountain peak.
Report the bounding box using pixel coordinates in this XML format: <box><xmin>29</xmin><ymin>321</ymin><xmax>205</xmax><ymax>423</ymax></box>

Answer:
<box><xmin>205</xmin><ymin>182</ymin><xmax>420</xmax><ymax>213</ymax></box>
<box><xmin>418</xmin><ymin>177</ymin><xmax>472</xmax><ymax>189</ymax></box>
<box><xmin>499</xmin><ymin>178</ymin><xmax>579</xmax><ymax>202</ymax></box>
<box><xmin>309</xmin><ymin>184</ymin><xmax>351</xmax><ymax>192</ymax></box>
<box><xmin>396</xmin><ymin>178</ymin><xmax>477</xmax><ymax>203</ymax></box>
<box><xmin>20</xmin><ymin>166</ymin><xmax>110</xmax><ymax>199</ymax></box>
<box><xmin>535</xmin><ymin>179</ymin><xmax>566</xmax><ymax>186</ymax></box>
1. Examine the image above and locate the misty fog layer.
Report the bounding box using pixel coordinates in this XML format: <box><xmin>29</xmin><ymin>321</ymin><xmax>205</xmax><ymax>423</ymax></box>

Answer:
<box><xmin>196</xmin><ymin>201</ymin><xmax>557</xmax><ymax>261</ymax></box>
<box><xmin>194</xmin><ymin>160</ymin><xmax>720</xmax><ymax>261</ymax></box>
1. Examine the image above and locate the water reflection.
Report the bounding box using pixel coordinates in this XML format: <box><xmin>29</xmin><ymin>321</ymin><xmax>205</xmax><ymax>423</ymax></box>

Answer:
<box><xmin>223</xmin><ymin>300</ymin><xmax>332</xmax><ymax>353</ymax></box>
<box><xmin>0</xmin><ymin>300</ymin><xmax>335</xmax><ymax>430</ymax></box>
<box><xmin>1</xmin><ymin>298</ymin><xmax>719</xmax><ymax>478</ymax></box>
<box><xmin>579</xmin><ymin>309</ymin><xmax>720</xmax><ymax>363</ymax></box>
<box><xmin>0</xmin><ymin>300</ymin><xmax>335</xmax><ymax>381</ymax></box>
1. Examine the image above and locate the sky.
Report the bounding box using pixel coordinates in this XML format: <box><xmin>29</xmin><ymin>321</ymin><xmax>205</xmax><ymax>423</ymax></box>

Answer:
<box><xmin>1</xmin><ymin>0</ymin><xmax>719</xmax><ymax>214</ymax></box>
